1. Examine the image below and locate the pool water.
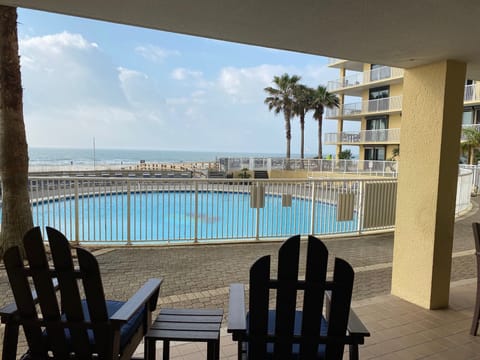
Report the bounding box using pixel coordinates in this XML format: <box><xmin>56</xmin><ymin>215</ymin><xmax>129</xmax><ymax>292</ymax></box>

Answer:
<box><xmin>30</xmin><ymin>191</ymin><xmax>357</xmax><ymax>243</ymax></box>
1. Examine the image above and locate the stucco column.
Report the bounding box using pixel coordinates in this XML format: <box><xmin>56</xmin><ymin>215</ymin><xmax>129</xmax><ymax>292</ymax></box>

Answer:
<box><xmin>391</xmin><ymin>60</ymin><xmax>466</xmax><ymax>309</ymax></box>
<box><xmin>336</xmin><ymin>68</ymin><xmax>346</xmax><ymax>158</ymax></box>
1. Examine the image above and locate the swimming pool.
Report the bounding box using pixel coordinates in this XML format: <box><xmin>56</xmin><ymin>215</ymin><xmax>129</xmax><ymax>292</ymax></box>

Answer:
<box><xmin>30</xmin><ymin>190</ymin><xmax>357</xmax><ymax>243</ymax></box>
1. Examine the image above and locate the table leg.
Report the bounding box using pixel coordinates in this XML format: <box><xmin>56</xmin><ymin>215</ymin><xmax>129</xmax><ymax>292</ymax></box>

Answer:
<box><xmin>163</xmin><ymin>340</ymin><xmax>170</xmax><ymax>360</ymax></box>
<box><xmin>208</xmin><ymin>339</ymin><xmax>221</xmax><ymax>360</ymax></box>
<box><xmin>215</xmin><ymin>338</ymin><xmax>220</xmax><ymax>360</ymax></box>
<box><xmin>145</xmin><ymin>338</ymin><xmax>156</xmax><ymax>360</ymax></box>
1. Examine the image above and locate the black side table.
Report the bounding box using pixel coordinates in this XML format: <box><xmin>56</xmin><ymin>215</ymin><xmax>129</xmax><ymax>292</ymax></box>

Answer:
<box><xmin>144</xmin><ymin>308</ymin><xmax>223</xmax><ymax>360</ymax></box>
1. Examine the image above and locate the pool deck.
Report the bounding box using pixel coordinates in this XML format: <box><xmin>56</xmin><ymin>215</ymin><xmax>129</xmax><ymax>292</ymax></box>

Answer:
<box><xmin>1</xmin><ymin>199</ymin><xmax>480</xmax><ymax>358</ymax></box>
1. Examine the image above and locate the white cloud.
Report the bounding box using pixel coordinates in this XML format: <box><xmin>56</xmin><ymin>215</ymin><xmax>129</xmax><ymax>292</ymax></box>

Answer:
<box><xmin>135</xmin><ymin>45</ymin><xmax>180</xmax><ymax>63</ymax></box>
<box><xmin>17</xmin><ymin>27</ymin><xmax>340</xmax><ymax>153</ymax></box>
<box><xmin>171</xmin><ymin>67</ymin><xmax>203</xmax><ymax>80</ymax></box>
<box><xmin>21</xmin><ymin>31</ymin><xmax>97</xmax><ymax>53</ymax></box>
<box><xmin>18</xmin><ymin>31</ymin><xmax>170</xmax><ymax>148</ymax></box>
<box><xmin>217</xmin><ymin>64</ymin><xmax>289</xmax><ymax>103</ymax></box>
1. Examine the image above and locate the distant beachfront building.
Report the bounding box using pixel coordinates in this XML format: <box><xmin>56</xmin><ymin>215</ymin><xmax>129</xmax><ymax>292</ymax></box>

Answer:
<box><xmin>325</xmin><ymin>58</ymin><xmax>480</xmax><ymax>161</ymax></box>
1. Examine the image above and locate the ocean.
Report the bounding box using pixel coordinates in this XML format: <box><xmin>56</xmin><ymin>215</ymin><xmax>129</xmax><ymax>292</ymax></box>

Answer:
<box><xmin>28</xmin><ymin>147</ymin><xmax>298</xmax><ymax>167</ymax></box>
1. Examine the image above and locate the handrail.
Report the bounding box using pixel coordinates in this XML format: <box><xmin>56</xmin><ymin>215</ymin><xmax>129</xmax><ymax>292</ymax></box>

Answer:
<box><xmin>327</xmin><ymin>67</ymin><xmax>404</xmax><ymax>92</ymax></box>
<box><xmin>326</xmin><ymin>95</ymin><xmax>403</xmax><ymax>118</ymax></box>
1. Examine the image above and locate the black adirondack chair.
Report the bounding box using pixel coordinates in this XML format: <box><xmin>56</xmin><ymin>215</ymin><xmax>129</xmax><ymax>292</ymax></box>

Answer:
<box><xmin>228</xmin><ymin>235</ymin><xmax>370</xmax><ymax>360</ymax></box>
<box><xmin>471</xmin><ymin>222</ymin><xmax>480</xmax><ymax>336</ymax></box>
<box><xmin>0</xmin><ymin>227</ymin><xmax>162</xmax><ymax>360</ymax></box>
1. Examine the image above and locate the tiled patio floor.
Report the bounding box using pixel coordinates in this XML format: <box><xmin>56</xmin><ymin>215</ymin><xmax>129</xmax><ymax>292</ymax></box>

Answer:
<box><xmin>133</xmin><ymin>279</ymin><xmax>480</xmax><ymax>359</ymax></box>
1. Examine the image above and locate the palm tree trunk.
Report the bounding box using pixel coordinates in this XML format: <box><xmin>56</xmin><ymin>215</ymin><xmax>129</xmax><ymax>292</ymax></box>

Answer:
<box><xmin>0</xmin><ymin>6</ymin><xmax>33</xmax><ymax>259</ymax></box>
<box><xmin>300</xmin><ymin>114</ymin><xmax>305</xmax><ymax>159</ymax></box>
<box><xmin>284</xmin><ymin>111</ymin><xmax>291</xmax><ymax>159</ymax></box>
<box><xmin>317</xmin><ymin>114</ymin><xmax>324</xmax><ymax>159</ymax></box>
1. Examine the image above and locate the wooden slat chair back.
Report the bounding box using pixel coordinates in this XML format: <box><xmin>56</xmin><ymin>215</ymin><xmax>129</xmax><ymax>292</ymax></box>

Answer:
<box><xmin>1</xmin><ymin>226</ymin><xmax>162</xmax><ymax>360</ymax></box>
<box><xmin>228</xmin><ymin>234</ymin><xmax>370</xmax><ymax>360</ymax></box>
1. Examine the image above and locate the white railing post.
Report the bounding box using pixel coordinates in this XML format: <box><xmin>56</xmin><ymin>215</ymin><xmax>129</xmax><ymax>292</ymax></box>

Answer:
<box><xmin>357</xmin><ymin>180</ymin><xmax>364</xmax><ymax>234</ymax></box>
<box><xmin>127</xmin><ymin>182</ymin><xmax>131</xmax><ymax>245</ymax></box>
<box><xmin>255</xmin><ymin>205</ymin><xmax>260</xmax><ymax>241</ymax></box>
<box><xmin>74</xmin><ymin>180</ymin><xmax>80</xmax><ymax>245</ymax></box>
<box><xmin>194</xmin><ymin>181</ymin><xmax>199</xmax><ymax>243</ymax></box>
<box><xmin>310</xmin><ymin>181</ymin><xmax>317</xmax><ymax>235</ymax></box>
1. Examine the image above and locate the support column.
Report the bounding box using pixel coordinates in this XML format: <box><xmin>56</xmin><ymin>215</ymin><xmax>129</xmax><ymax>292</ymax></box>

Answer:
<box><xmin>391</xmin><ymin>60</ymin><xmax>466</xmax><ymax>309</ymax></box>
<box><xmin>336</xmin><ymin>67</ymin><xmax>346</xmax><ymax>158</ymax></box>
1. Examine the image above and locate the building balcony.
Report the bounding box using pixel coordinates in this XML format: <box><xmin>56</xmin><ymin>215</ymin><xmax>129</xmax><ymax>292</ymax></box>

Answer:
<box><xmin>327</xmin><ymin>58</ymin><xmax>364</xmax><ymax>71</ymax></box>
<box><xmin>324</xmin><ymin>128</ymin><xmax>401</xmax><ymax>145</ymax></box>
<box><xmin>327</xmin><ymin>66</ymin><xmax>404</xmax><ymax>96</ymax></box>
<box><xmin>325</xmin><ymin>95</ymin><xmax>403</xmax><ymax>120</ymax></box>
<box><xmin>464</xmin><ymin>83</ymin><xmax>480</xmax><ymax>105</ymax></box>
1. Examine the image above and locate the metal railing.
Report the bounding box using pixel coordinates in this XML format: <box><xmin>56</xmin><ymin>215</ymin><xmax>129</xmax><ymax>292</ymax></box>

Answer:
<box><xmin>323</xmin><ymin>109</ymin><xmax>480</xmax><ymax>146</ymax></box>
<box><xmin>327</xmin><ymin>67</ymin><xmax>404</xmax><ymax>92</ymax></box>
<box><xmin>23</xmin><ymin>177</ymin><xmax>399</xmax><ymax>244</ymax></box>
<box><xmin>219</xmin><ymin>158</ymin><xmax>399</xmax><ymax>177</ymax></box>
<box><xmin>0</xmin><ymin>165</ymin><xmax>470</xmax><ymax>245</ymax></box>
<box><xmin>456</xmin><ymin>167</ymin><xmax>474</xmax><ymax>215</ymax></box>
<box><xmin>324</xmin><ymin>128</ymin><xmax>401</xmax><ymax>145</ymax></box>
<box><xmin>464</xmin><ymin>84</ymin><xmax>480</xmax><ymax>103</ymax></box>
<box><xmin>326</xmin><ymin>95</ymin><xmax>403</xmax><ymax>119</ymax></box>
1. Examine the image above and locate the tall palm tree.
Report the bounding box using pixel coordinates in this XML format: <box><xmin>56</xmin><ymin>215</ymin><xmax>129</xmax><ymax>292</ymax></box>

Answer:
<box><xmin>0</xmin><ymin>6</ymin><xmax>33</xmax><ymax>259</ymax></box>
<box><xmin>461</xmin><ymin>127</ymin><xmax>480</xmax><ymax>164</ymax></box>
<box><xmin>293</xmin><ymin>84</ymin><xmax>313</xmax><ymax>160</ymax></box>
<box><xmin>311</xmin><ymin>86</ymin><xmax>339</xmax><ymax>159</ymax></box>
<box><xmin>264</xmin><ymin>74</ymin><xmax>301</xmax><ymax>160</ymax></box>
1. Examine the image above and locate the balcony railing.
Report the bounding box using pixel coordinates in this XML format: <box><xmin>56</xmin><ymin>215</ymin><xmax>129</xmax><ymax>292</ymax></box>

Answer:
<box><xmin>326</xmin><ymin>95</ymin><xmax>403</xmax><ymax>119</ymax></box>
<box><xmin>323</xmin><ymin>121</ymin><xmax>479</xmax><ymax>145</ymax></box>
<box><xmin>464</xmin><ymin>84</ymin><xmax>480</xmax><ymax>103</ymax></box>
<box><xmin>327</xmin><ymin>67</ymin><xmax>404</xmax><ymax>92</ymax></box>
<box><xmin>324</xmin><ymin>128</ymin><xmax>401</xmax><ymax>145</ymax></box>
<box><xmin>218</xmin><ymin>157</ymin><xmax>398</xmax><ymax>176</ymax></box>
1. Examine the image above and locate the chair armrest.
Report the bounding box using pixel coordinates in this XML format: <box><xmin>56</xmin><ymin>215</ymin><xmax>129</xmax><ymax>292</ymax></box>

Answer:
<box><xmin>0</xmin><ymin>303</ymin><xmax>18</xmax><ymax>323</ymax></box>
<box><xmin>347</xmin><ymin>309</ymin><xmax>370</xmax><ymax>340</ymax></box>
<box><xmin>110</xmin><ymin>278</ymin><xmax>162</xmax><ymax>326</ymax></box>
<box><xmin>227</xmin><ymin>283</ymin><xmax>247</xmax><ymax>339</ymax></box>
<box><xmin>324</xmin><ymin>291</ymin><xmax>369</xmax><ymax>342</ymax></box>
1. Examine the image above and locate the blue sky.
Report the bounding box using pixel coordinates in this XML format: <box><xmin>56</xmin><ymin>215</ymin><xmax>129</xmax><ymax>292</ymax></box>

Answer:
<box><xmin>17</xmin><ymin>8</ymin><xmax>352</xmax><ymax>155</ymax></box>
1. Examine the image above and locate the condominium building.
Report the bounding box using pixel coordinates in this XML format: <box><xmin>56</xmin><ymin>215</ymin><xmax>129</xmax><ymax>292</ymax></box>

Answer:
<box><xmin>325</xmin><ymin>59</ymin><xmax>480</xmax><ymax>161</ymax></box>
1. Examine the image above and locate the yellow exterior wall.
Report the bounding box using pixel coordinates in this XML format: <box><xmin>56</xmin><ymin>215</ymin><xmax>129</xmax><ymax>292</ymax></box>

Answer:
<box><xmin>391</xmin><ymin>60</ymin><xmax>466</xmax><ymax>309</ymax></box>
<box><xmin>389</xmin><ymin>83</ymin><xmax>403</xmax><ymax>97</ymax></box>
<box><xmin>389</xmin><ymin>114</ymin><xmax>401</xmax><ymax>129</ymax></box>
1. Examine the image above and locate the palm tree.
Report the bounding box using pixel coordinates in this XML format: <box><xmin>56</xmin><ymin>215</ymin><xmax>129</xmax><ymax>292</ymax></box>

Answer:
<box><xmin>264</xmin><ymin>74</ymin><xmax>301</xmax><ymax>160</ymax></box>
<box><xmin>0</xmin><ymin>6</ymin><xmax>33</xmax><ymax>259</ymax></box>
<box><xmin>311</xmin><ymin>86</ymin><xmax>339</xmax><ymax>159</ymax></box>
<box><xmin>461</xmin><ymin>127</ymin><xmax>480</xmax><ymax>164</ymax></box>
<box><xmin>293</xmin><ymin>84</ymin><xmax>313</xmax><ymax>160</ymax></box>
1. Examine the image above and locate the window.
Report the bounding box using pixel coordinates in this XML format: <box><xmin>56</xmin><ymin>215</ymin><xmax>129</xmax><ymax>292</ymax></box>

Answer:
<box><xmin>369</xmin><ymin>86</ymin><xmax>389</xmax><ymax>100</ymax></box>
<box><xmin>366</xmin><ymin>116</ymin><xmax>388</xmax><ymax>141</ymax></box>
<box><xmin>369</xmin><ymin>86</ymin><xmax>390</xmax><ymax>112</ymax></box>
<box><xmin>364</xmin><ymin>146</ymin><xmax>386</xmax><ymax>161</ymax></box>
<box><xmin>463</xmin><ymin>110</ymin><xmax>474</xmax><ymax>125</ymax></box>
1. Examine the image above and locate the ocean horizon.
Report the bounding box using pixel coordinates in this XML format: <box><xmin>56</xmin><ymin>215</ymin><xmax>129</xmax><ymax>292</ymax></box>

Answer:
<box><xmin>29</xmin><ymin>147</ymin><xmax>315</xmax><ymax>167</ymax></box>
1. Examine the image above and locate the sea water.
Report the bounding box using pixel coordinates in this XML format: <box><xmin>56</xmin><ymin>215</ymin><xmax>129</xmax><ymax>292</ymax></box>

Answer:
<box><xmin>28</xmin><ymin>147</ymin><xmax>306</xmax><ymax>167</ymax></box>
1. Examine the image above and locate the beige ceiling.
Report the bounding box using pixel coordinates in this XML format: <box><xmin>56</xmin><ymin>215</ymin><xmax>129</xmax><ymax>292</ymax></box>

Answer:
<box><xmin>1</xmin><ymin>0</ymin><xmax>480</xmax><ymax>78</ymax></box>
